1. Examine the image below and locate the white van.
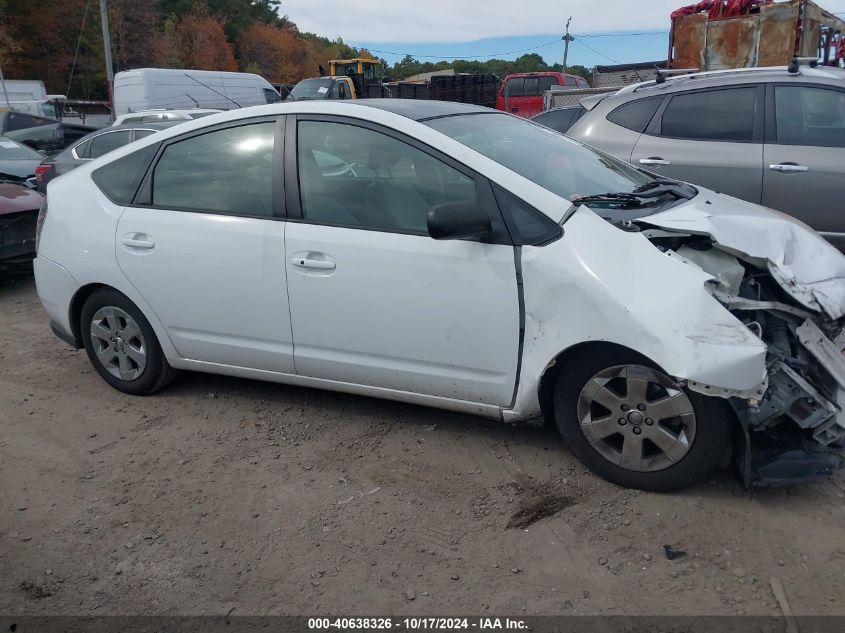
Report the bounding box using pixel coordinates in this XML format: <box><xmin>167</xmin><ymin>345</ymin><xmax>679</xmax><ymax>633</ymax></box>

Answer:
<box><xmin>0</xmin><ymin>79</ymin><xmax>58</xmax><ymax>118</ymax></box>
<box><xmin>113</xmin><ymin>68</ymin><xmax>281</xmax><ymax>115</ymax></box>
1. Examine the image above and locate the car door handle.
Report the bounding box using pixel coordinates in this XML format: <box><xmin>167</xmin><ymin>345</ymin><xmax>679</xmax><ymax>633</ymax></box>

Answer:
<box><xmin>291</xmin><ymin>257</ymin><xmax>336</xmax><ymax>270</ymax></box>
<box><xmin>639</xmin><ymin>157</ymin><xmax>671</xmax><ymax>166</ymax></box>
<box><xmin>121</xmin><ymin>235</ymin><xmax>155</xmax><ymax>249</ymax></box>
<box><xmin>769</xmin><ymin>163</ymin><xmax>809</xmax><ymax>173</ymax></box>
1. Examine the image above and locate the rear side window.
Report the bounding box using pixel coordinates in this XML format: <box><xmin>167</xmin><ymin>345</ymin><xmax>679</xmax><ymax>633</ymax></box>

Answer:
<box><xmin>89</xmin><ymin>130</ymin><xmax>132</xmax><ymax>159</ymax></box>
<box><xmin>506</xmin><ymin>78</ymin><xmax>525</xmax><ymax>97</ymax></box>
<box><xmin>524</xmin><ymin>77</ymin><xmax>539</xmax><ymax>96</ymax></box>
<box><xmin>607</xmin><ymin>96</ymin><xmax>663</xmax><ymax>133</ymax></box>
<box><xmin>564</xmin><ymin>76</ymin><xmax>577</xmax><ymax>87</ymax></box>
<box><xmin>263</xmin><ymin>88</ymin><xmax>281</xmax><ymax>104</ymax></box>
<box><xmin>73</xmin><ymin>139</ymin><xmax>92</xmax><ymax>158</ymax></box>
<box><xmin>92</xmin><ymin>144</ymin><xmax>158</xmax><ymax>205</ymax></box>
<box><xmin>537</xmin><ymin>76</ymin><xmax>556</xmax><ymax>92</ymax></box>
<box><xmin>151</xmin><ymin>122</ymin><xmax>275</xmax><ymax>217</ymax></box>
<box><xmin>533</xmin><ymin>108</ymin><xmax>585</xmax><ymax>134</ymax></box>
<box><xmin>659</xmin><ymin>87</ymin><xmax>756</xmax><ymax>142</ymax></box>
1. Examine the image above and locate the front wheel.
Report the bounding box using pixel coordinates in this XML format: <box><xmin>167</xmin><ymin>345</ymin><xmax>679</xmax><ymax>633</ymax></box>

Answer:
<box><xmin>80</xmin><ymin>288</ymin><xmax>176</xmax><ymax>395</ymax></box>
<box><xmin>553</xmin><ymin>349</ymin><xmax>729</xmax><ymax>492</ymax></box>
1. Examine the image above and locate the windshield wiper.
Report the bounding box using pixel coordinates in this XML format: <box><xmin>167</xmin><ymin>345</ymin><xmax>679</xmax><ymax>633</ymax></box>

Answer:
<box><xmin>633</xmin><ymin>179</ymin><xmax>696</xmax><ymax>200</ymax></box>
<box><xmin>575</xmin><ymin>179</ymin><xmax>697</xmax><ymax>208</ymax></box>
<box><xmin>573</xmin><ymin>192</ymin><xmax>646</xmax><ymax>207</ymax></box>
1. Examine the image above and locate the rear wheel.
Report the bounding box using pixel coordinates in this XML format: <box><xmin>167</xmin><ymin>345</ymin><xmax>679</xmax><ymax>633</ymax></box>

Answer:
<box><xmin>80</xmin><ymin>288</ymin><xmax>176</xmax><ymax>395</ymax></box>
<box><xmin>553</xmin><ymin>349</ymin><xmax>729</xmax><ymax>492</ymax></box>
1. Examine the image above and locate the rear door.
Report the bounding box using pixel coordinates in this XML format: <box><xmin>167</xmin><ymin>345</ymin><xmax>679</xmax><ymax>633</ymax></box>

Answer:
<box><xmin>762</xmin><ymin>83</ymin><xmax>845</xmax><ymax>243</ymax></box>
<box><xmin>114</xmin><ymin>117</ymin><xmax>295</xmax><ymax>372</ymax></box>
<box><xmin>631</xmin><ymin>85</ymin><xmax>764</xmax><ymax>202</ymax></box>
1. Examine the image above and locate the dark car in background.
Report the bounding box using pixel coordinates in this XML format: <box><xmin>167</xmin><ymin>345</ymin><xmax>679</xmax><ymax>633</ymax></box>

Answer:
<box><xmin>0</xmin><ymin>111</ymin><xmax>96</xmax><ymax>156</ymax></box>
<box><xmin>36</xmin><ymin>121</ymin><xmax>180</xmax><ymax>191</ymax></box>
<box><xmin>0</xmin><ymin>136</ymin><xmax>43</xmax><ymax>185</ymax></box>
<box><xmin>0</xmin><ymin>182</ymin><xmax>42</xmax><ymax>269</ymax></box>
<box><xmin>531</xmin><ymin>105</ymin><xmax>587</xmax><ymax>134</ymax></box>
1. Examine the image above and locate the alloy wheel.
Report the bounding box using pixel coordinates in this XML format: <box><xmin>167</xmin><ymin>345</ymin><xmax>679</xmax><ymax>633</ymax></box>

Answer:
<box><xmin>89</xmin><ymin>306</ymin><xmax>147</xmax><ymax>381</ymax></box>
<box><xmin>577</xmin><ymin>364</ymin><xmax>696</xmax><ymax>472</ymax></box>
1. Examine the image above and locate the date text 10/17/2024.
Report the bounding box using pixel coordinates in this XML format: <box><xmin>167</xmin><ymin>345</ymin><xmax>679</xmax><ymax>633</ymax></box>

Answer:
<box><xmin>308</xmin><ymin>617</ymin><xmax>528</xmax><ymax>630</ymax></box>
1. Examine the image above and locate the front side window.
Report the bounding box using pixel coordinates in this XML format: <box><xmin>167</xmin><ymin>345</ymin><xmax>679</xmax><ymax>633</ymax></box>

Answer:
<box><xmin>659</xmin><ymin>87</ymin><xmax>756</xmax><ymax>142</ymax></box>
<box><xmin>151</xmin><ymin>122</ymin><xmax>275</xmax><ymax>217</ymax></box>
<box><xmin>297</xmin><ymin>120</ymin><xmax>477</xmax><ymax>233</ymax></box>
<box><xmin>774</xmin><ymin>85</ymin><xmax>845</xmax><ymax>148</ymax></box>
<box><xmin>425</xmin><ymin>113</ymin><xmax>652</xmax><ymax>204</ymax></box>
<box><xmin>89</xmin><ymin>130</ymin><xmax>132</xmax><ymax>159</ymax></box>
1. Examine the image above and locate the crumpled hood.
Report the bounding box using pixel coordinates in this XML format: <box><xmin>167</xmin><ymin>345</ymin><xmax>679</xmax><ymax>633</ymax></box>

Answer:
<box><xmin>633</xmin><ymin>193</ymin><xmax>845</xmax><ymax>320</ymax></box>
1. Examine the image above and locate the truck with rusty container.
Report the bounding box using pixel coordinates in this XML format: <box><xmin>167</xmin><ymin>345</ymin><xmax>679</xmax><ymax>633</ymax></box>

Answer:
<box><xmin>669</xmin><ymin>0</ymin><xmax>845</xmax><ymax>70</ymax></box>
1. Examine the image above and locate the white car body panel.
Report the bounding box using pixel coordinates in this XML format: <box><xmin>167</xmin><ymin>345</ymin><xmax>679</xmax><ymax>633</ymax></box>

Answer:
<box><xmin>34</xmin><ymin>100</ymin><xmax>845</xmax><ymax>430</ymax></box>
<box><xmin>506</xmin><ymin>207</ymin><xmax>769</xmax><ymax>422</ymax></box>
<box><xmin>285</xmin><ymin>222</ymin><xmax>520</xmax><ymax>405</ymax></box>
<box><xmin>115</xmin><ymin>209</ymin><xmax>294</xmax><ymax>373</ymax></box>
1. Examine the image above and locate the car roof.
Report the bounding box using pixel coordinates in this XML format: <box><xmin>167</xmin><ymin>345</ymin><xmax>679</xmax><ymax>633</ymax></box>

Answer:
<box><xmin>348</xmin><ymin>99</ymin><xmax>494</xmax><ymax>121</ymax></box>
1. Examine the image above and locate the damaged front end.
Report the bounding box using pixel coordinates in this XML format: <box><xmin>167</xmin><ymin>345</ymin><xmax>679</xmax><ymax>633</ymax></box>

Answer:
<box><xmin>625</xmin><ymin>199</ymin><xmax>845</xmax><ymax>488</ymax></box>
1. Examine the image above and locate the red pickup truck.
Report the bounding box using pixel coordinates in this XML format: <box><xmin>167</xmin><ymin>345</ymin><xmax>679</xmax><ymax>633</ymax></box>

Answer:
<box><xmin>496</xmin><ymin>72</ymin><xmax>589</xmax><ymax>118</ymax></box>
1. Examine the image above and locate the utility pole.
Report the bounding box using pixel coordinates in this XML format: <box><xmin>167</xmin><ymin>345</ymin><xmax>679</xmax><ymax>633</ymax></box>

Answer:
<box><xmin>99</xmin><ymin>0</ymin><xmax>115</xmax><ymax>117</ymax></box>
<box><xmin>0</xmin><ymin>66</ymin><xmax>11</xmax><ymax>111</ymax></box>
<box><xmin>563</xmin><ymin>17</ymin><xmax>573</xmax><ymax>73</ymax></box>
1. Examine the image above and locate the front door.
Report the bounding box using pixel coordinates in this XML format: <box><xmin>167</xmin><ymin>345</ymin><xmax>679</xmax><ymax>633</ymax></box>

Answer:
<box><xmin>116</xmin><ymin>118</ymin><xmax>295</xmax><ymax>373</ymax></box>
<box><xmin>762</xmin><ymin>83</ymin><xmax>845</xmax><ymax>245</ymax></box>
<box><xmin>284</xmin><ymin>117</ymin><xmax>520</xmax><ymax>405</ymax></box>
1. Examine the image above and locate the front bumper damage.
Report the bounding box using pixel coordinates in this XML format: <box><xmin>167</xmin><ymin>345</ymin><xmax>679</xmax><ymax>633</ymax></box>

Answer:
<box><xmin>632</xmin><ymin>198</ymin><xmax>845</xmax><ymax>487</ymax></box>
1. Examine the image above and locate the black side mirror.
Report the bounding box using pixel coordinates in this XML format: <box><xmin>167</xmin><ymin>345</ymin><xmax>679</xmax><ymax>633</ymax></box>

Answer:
<box><xmin>427</xmin><ymin>202</ymin><xmax>492</xmax><ymax>241</ymax></box>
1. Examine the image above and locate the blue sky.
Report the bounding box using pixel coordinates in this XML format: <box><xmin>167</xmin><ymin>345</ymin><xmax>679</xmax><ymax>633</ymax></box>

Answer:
<box><xmin>348</xmin><ymin>32</ymin><xmax>672</xmax><ymax>68</ymax></box>
<box><xmin>283</xmin><ymin>0</ymin><xmax>845</xmax><ymax>67</ymax></box>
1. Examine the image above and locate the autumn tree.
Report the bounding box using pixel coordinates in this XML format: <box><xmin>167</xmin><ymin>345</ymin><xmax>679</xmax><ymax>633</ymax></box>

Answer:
<box><xmin>238</xmin><ymin>23</ymin><xmax>304</xmax><ymax>82</ymax></box>
<box><xmin>169</xmin><ymin>12</ymin><xmax>238</xmax><ymax>70</ymax></box>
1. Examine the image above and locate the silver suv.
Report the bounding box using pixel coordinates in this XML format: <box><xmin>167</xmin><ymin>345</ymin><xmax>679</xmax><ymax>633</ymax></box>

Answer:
<box><xmin>566</xmin><ymin>65</ymin><xmax>845</xmax><ymax>247</ymax></box>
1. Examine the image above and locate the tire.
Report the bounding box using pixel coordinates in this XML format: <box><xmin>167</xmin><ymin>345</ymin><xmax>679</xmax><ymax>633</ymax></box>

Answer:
<box><xmin>553</xmin><ymin>348</ymin><xmax>729</xmax><ymax>492</ymax></box>
<box><xmin>80</xmin><ymin>287</ymin><xmax>176</xmax><ymax>395</ymax></box>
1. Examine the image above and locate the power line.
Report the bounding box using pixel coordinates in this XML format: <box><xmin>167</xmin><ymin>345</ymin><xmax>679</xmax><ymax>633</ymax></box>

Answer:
<box><xmin>578</xmin><ymin>31</ymin><xmax>669</xmax><ymax>38</ymax></box>
<box><xmin>572</xmin><ymin>38</ymin><xmax>622</xmax><ymax>64</ymax></box>
<box><xmin>362</xmin><ymin>37</ymin><xmax>564</xmax><ymax>60</ymax></box>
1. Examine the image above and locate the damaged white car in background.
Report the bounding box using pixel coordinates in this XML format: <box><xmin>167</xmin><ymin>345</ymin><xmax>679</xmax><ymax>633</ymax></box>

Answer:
<box><xmin>34</xmin><ymin>101</ymin><xmax>845</xmax><ymax>492</ymax></box>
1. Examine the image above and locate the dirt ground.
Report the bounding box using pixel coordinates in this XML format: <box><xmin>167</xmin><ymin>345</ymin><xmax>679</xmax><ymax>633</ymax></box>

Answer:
<box><xmin>2</xmin><ymin>270</ymin><xmax>845</xmax><ymax>617</ymax></box>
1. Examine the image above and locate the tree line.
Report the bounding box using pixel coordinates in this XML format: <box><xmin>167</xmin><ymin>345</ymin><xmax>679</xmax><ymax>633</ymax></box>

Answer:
<box><xmin>0</xmin><ymin>0</ymin><xmax>591</xmax><ymax>101</ymax></box>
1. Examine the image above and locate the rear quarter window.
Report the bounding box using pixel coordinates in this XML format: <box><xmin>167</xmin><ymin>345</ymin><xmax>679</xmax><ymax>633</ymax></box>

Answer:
<box><xmin>92</xmin><ymin>144</ymin><xmax>158</xmax><ymax>205</ymax></box>
<box><xmin>607</xmin><ymin>96</ymin><xmax>663</xmax><ymax>133</ymax></box>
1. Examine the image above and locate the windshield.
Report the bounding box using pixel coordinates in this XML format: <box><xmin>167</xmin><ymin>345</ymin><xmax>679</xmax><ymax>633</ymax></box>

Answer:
<box><xmin>290</xmin><ymin>78</ymin><xmax>333</xmax><ymax>101</ymax></box>
<box><xmin>0</xmin><ymin>136</ymin><xmax>42</xmax><ymax>160</ymax></box>
<box><xmin>424</xmin><ymin>113</ymin><xmax>653</xmax><ymax>204</ymax></box>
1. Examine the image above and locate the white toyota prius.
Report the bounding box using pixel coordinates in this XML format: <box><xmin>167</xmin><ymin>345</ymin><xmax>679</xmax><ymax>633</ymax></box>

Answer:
<box><xmin>34</xmin><ymin>100</ymin><xmax>845</xmax><ymax>491</ymax></box>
